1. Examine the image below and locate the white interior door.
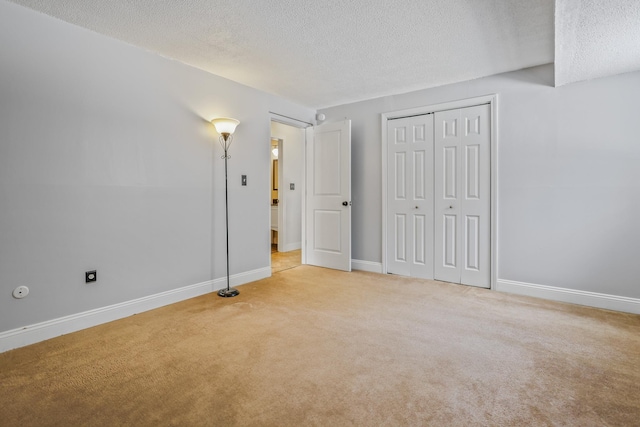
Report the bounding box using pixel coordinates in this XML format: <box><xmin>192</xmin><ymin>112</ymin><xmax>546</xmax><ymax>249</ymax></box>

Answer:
<box><xmin>305</xmin><ymin>120</ymin><xmax>351</xmax><ymax>271</ymax></box>
<box><xmin>434</xmin><ymin>104</ymin><xmax>490</xmax><ymax>287</ymax></box>
<box><xmin>386</xmin><ymin>114</ymin><xmax>434</xmax><ymax>279</ymax></box>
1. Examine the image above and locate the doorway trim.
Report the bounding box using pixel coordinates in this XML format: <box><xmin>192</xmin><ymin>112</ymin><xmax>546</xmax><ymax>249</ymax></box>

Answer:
<box><xmin>380</xmin><ymin>94</ymin><xmax>499</xmax><ymax>289</ymax></box>
<box><xmin>269</xmin><ymin>113</ymin><xmax>312</xmax><ymax>266</ymax></box>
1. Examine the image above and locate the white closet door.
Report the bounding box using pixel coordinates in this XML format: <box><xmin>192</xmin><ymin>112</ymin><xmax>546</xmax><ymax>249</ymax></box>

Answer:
<box><xmin>434</xmin><ymin>104</ymin><xmax>490</xmax><ymax>288</ymax></box>
<box><xmin>386</xmin><ymin>114</ymin><xmax>434</xmax><ymax>279</ymax></box>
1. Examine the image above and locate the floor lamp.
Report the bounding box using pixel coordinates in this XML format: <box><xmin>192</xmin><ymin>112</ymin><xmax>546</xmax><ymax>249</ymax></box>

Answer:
<box><xmin>211</xmin><ymin>117</ymin><xmax>240</xmax><ymax>298</ymax></box>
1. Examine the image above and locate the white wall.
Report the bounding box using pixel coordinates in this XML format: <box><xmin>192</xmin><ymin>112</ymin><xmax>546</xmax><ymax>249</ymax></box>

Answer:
<box><xmin>270</xmin><ymin>122</ymin><xmax>304</xmax><ymax>252</ymax></box>
<box><xmin>0</xmin><ymin>0</ymin><xmax>314</xmax><ymax>335</ymax></box>
<box><xmin>320</xmin><ymin>65</ymin><xmax>640</xmax><ymax>301</ymax></box>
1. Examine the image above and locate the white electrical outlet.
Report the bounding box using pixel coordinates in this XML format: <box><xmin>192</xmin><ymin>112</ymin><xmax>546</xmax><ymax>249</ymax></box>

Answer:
<box><xmin>12</xmin><ymin>286</ymin><xmax>29</xmax><ymax>299</ymax></box>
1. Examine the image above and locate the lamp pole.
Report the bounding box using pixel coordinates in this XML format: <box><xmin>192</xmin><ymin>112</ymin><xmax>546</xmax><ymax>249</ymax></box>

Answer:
<box><xmin>221</xmin><ymin>137</ymin><xmax>238</xmax><ymax>297</ymax></box>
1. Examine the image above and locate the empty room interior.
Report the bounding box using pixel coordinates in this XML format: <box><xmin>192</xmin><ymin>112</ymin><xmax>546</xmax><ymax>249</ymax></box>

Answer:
<box><xmin>1</xmin><ymin>0</ymin><xmax>639</xmax><ymax>425</ymax></box>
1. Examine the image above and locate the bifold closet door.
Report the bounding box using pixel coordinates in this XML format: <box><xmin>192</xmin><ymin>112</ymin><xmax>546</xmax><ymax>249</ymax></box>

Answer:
<box><xmin>386</xmin><ymin>114</ymin><xmax>434</xmax><ymax>279</ymax></box>
<box><xmin>434</xmin><ymin>104</ymin><xmax>490</xmax><ymax>288</ymax></box>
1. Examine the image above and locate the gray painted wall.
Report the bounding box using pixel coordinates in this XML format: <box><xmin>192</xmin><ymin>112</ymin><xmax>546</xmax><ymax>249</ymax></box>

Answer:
<box><xmin>320</xmin><ymin>65</ymin><xmax>640</xmax><ymax>299</ymax></box>
<box><xmin>3</xmin><ymin>0</ymin><xmax>638</xmax><ymax>336</ymax></box>
<box><xmin>0</xmin><ymin>1</ymin><xmax>314</xmax><ymax>332</ymax></box>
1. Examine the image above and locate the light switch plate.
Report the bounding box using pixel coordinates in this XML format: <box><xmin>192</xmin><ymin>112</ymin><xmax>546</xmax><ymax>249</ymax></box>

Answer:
<box><xmin>85</xmin><ymin>270</ymin><xmax>97</xmax><ymax>283</ymax></box>
<box><xmin>290</xmin><ymin>183</ymin><xmax>295</xmax><ymax>190</ymax></box>
<box><xmin>242</xmin><ymin>175</ymin><xmax>247</xmax><ymax>186</ymax></box>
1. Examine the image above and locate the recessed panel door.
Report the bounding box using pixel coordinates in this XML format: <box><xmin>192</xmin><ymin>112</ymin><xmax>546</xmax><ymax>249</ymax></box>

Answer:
<box><xmin>459</xmin><ymin>105</ymin><xmax>490</xmax><ymax>287</ymax></box>
<box><xmin>305</xmin><ymin>120</ymin><xmax>351</xmax><ymax>271</ymax></box>
<box><xmin>386</xmin><ymin>114</ymin><xmax>434</xmax><ymax>279</ymax></box>
<box><xmin>434</xmin><ymin>105</ymin><xmax>490</xmax><ymax>287</ymax></box>
<box><xmin>434</xmin><ymin>109</ymin><xmax>463</xmax><ymax>283</ymax></box>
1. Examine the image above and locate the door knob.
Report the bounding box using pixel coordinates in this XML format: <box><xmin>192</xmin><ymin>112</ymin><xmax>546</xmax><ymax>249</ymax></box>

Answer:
<box><xmin>342</xmin><ymin>201</ymin><xmax>349</xmax><ymax>206</ymax></box>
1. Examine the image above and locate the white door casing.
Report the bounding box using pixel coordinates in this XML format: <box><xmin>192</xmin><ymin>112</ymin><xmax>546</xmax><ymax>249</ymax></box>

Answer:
<box><xmin>305</xmin><ymin>120</ymin><xmax>352</xmax><ymax>271</ymax></box>
<box><xmin>386</xmin><ymin>114</ymin><xmax>434</xmax><ymax>279</ymax></box>
<box><xmin>434</xmin><ymin>104</ymin><xmax>490</xmax><ymax>287</ymax></box>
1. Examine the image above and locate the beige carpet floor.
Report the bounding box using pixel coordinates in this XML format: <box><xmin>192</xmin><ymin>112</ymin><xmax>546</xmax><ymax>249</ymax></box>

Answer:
<box><xmin>1</xmin><ymin>266</ymin><xmax>639</xmax><ymax>426</ymax></box>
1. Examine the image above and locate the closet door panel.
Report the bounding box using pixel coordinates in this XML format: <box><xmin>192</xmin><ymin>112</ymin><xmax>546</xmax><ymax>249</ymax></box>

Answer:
<box><xmin>434</xmin><ymin>109</ymin><xmax>462</xmax><ymax>283</ymax></box>
<box><xmin>387</xmin><ymin>115</ymin><xmax>434</xmax><ymax>279</ymax></box>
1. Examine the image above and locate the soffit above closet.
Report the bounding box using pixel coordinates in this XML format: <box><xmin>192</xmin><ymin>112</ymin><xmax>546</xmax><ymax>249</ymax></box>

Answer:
<box><xmin>8</xmin><ymin>0</ymin><xmax>640</xmax><ymax>108</ymax></box>
<box><xmin>555</xmin><ymin>0</ymin><xmax>640</xmax><ymax>87</ymax></box>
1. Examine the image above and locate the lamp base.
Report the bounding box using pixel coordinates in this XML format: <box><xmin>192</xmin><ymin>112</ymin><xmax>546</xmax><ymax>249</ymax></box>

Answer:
<box><xmin>217</xmin><ymin>288</ymin><xmax>239</xmax><ymax>298</ymax></box>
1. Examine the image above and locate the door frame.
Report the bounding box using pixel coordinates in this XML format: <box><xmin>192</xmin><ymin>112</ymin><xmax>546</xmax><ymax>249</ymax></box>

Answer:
<box><xmin>269</xmin><ymin>113</ymin><xmax>313</xmax><ymax>266</ymax></box>
<box><xmin>381</xmin><ymin>94</ymin><xmax>499</xmax><ymax>289</ymax></box>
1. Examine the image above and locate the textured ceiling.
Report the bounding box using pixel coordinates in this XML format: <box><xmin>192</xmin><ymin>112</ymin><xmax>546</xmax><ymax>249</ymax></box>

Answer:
<box><xmin>6</xmin><ymin>0</ymin><xmax>639</xmax><ymax>108</ymax></box>
<box><xmin>555</xmin><ymin>0</ymin><xmax>640</xmax><ymax>87</ymax></box>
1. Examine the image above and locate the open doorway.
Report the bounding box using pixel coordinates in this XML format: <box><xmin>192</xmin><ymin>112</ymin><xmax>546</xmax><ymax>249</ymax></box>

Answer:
<box><xmin>270</xmin><ymin>121</ymin><xmax>304</xmax><ymax>274</ymax></box>
<box><xmin>270</xmin><ymin>137</ymin><xmax>280</xmax><ymax>253</ymax></box>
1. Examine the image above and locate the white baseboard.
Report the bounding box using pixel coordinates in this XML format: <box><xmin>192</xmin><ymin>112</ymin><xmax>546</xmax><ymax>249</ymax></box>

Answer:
<box><xmin>213</xmin><ymin>267</ymin><xmax>271</xmax><ymax>289</ymax></box>
<box><xmin>0</xmin><ymin>266</ymin><xmax>272</xmax><ymax>353</ymax></box>
<box><xmin>278</xmin><ymin>242</ymin><xmax>302</xmax><ymax>252</ymax></box>
<box><xmin>352</xmin><ymin>259</ymin><xmax>383</xmax><ymax>274</ymax></box>
<box><xmin>496</xmin><ymin>279</ymin><xmax>640</xmax><ymax>314</ymax></box>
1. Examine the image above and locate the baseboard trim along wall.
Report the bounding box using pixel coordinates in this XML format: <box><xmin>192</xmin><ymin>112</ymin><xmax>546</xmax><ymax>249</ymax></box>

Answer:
<box><xmin>278</xmin><ymin>242</ymin><xmax>302</xmax><ymax>252</ymax></box>
<box><xmin>212</xmin><ymin>266</ymin><xmax>271</xmax><ymax>290</ymax></box>
<box><xmin>0</xmin><ymin>267</ymin><xmax>271</xmax><ymax>353</ymax></box>
<box><xmin>352</xmin><ymin>259</ymin><xmax>383</xmax><ymax>274</ymax></box>
<box><xmin>496</xmin><ymin>279</ymin><xmax>640</xmax><ymax>315</ymax></box>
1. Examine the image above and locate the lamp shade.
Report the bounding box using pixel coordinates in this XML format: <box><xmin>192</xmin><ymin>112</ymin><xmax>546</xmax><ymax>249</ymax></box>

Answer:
<box><xmin>211</xmin><ymin>117</ymin><xmax>240</xmax><ymax>135</ymax></box>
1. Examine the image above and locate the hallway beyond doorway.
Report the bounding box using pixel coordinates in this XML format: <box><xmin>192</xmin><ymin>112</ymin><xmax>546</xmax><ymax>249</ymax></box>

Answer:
<box><xmin>271</xmin><ymin>245</ymin><xmax>301</xmax><ymax>274</ymax></box>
